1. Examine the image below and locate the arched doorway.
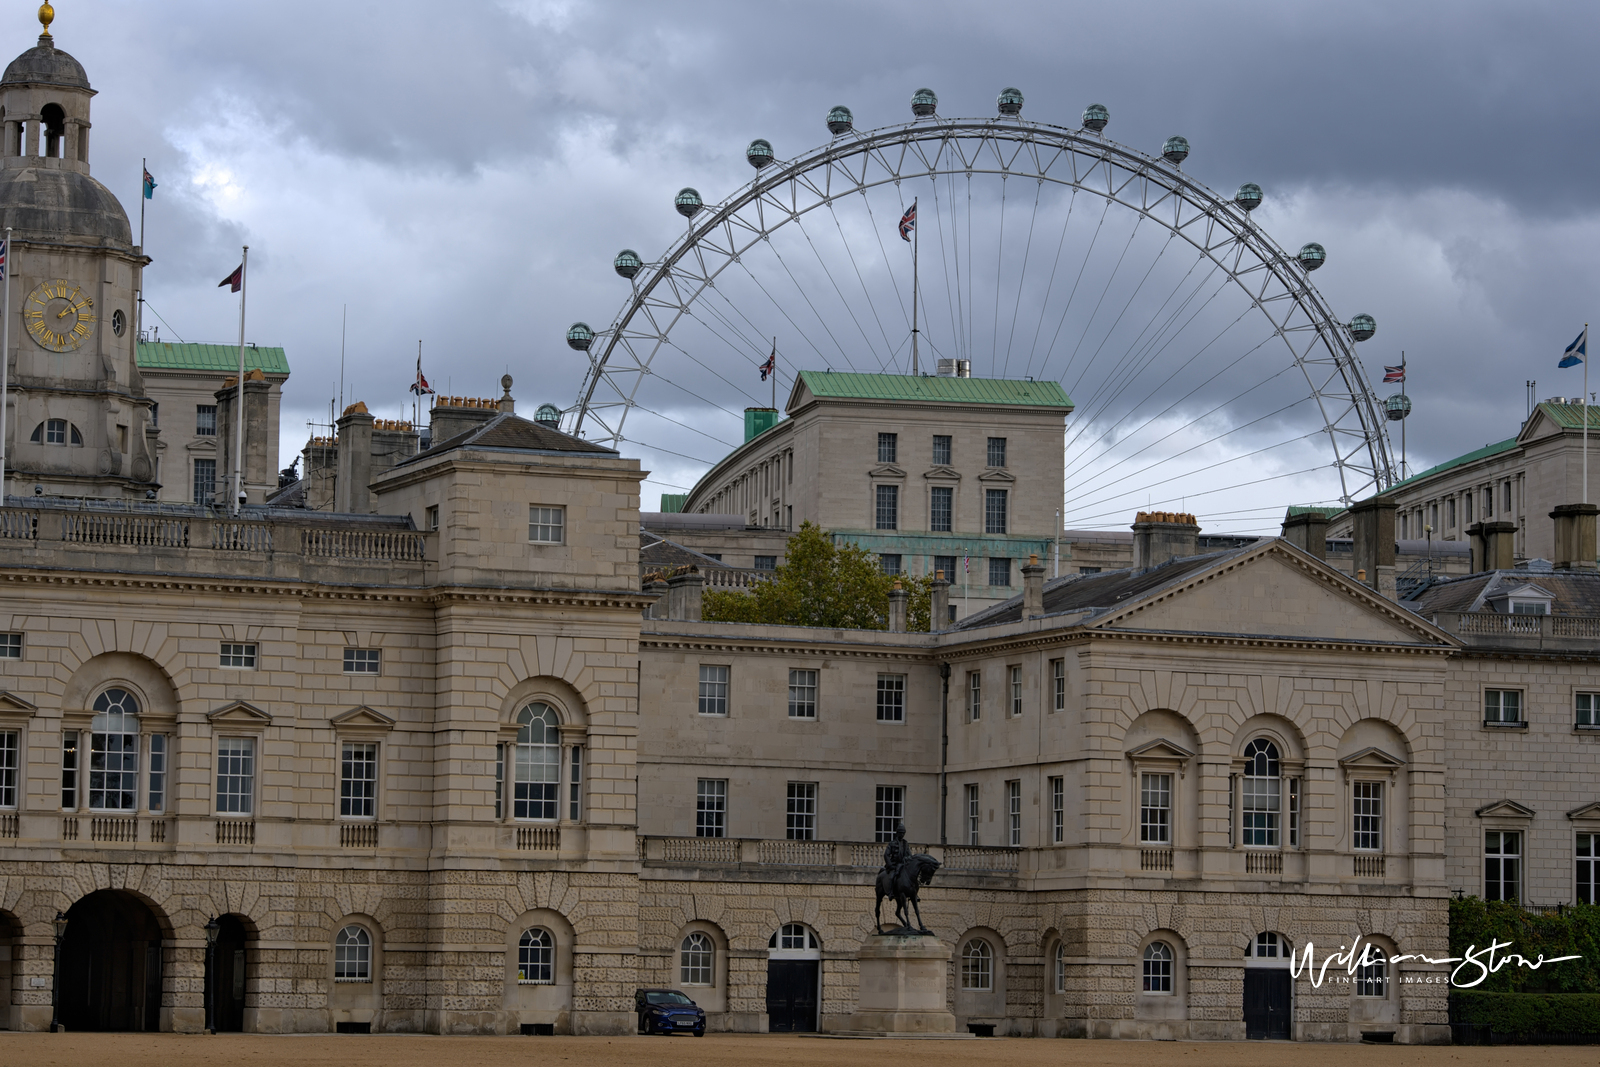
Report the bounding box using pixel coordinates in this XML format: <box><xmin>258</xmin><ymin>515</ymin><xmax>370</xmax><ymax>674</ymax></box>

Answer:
<box><xmin>210</xmin><ymin>915</ymin><xmax>251</xmax><ymax>1032</ymax></box>
<box><xmin>765</xmin><ymin>923</ymin><xmax>820</xmax><ymax>1033</ymax></box>
<box><xmin>0</xmin><ymin>909</ymin><xmax>20</xmax><ymax>1031</ymax></box>
<box><xmin>1243</xmin><ymin>931</ymin><xmax>1292</xmax><ymax>1040</ymax></box>
<box><xmin>59</xmin><ymin>890</ymin><xmax>165</xmax><ymax>1031</ymax></box>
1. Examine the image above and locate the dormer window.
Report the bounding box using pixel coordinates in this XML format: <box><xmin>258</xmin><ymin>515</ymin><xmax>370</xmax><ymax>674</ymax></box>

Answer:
<box><xmin>1510</xmin><ymin>600</ymin><xmax>1548</xmax><ymax>615</ymax></box>
<box><xmin>1484</xmin><ymin>582</ymin><xmax>1554</xmax><ymax>616</ymax></box>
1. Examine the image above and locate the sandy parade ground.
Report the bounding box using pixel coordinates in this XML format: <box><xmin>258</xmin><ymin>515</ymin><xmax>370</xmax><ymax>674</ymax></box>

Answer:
<box><xmin>2</xmin><ymin>1032</ymin><xmax>1597</xmax><ymax>1067</ymax></box>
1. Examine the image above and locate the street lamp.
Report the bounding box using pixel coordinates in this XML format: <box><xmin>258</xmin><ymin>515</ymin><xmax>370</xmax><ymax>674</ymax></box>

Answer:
<box><xmin>50</xmin><ymin>911</ymin><xmax>67</xmax><ymax>1033</ymax></box>
<box><xmin>203</xmin><ymin>916</ymin><xmax>220</xmax><ymax>1035</ymax></box>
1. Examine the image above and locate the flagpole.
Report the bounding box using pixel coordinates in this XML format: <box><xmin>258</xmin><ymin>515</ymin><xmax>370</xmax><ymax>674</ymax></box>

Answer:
<box><xmin>137</xmin><ymin>159</ymin><xmax>146</xmax><ymax>348</ymax></box>
<box><xmin>1400</xmin><ymin>350</ymin><xmax>1406</xmax><ymax>479</ymax></box>
<box><xmin>0</xmin><ymin>226</ymin><xmax>10</xmax><ymax>502</ymax></box>
<box><xmin>1585</xmin><ymin>323</ymin><xmax>1590</xmax><ymax>505</ymax></box>
<box><xmin>911</xmin><ymin>197</ymin><xmax>919</xmax><ymax>375</ymax></box>
<box><xmin>232</xmin><ymin>246</ymin><xmax>248</xmax><ymax>515</ymax></box>
<box><xmin>771</xmin><ymin>337</ymin><xmax>777</xmax><ymax>410</ymax></box>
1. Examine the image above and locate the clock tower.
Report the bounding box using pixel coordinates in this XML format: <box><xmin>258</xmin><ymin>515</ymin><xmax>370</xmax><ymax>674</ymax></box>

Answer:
<box><xmin>0</xmin><ymin>4</ymin><xmax>157</xmax><ymax>498</ymax></box>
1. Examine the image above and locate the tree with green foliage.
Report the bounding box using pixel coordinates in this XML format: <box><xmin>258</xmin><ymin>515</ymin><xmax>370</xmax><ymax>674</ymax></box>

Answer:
<box><xmin>702</xmin><ymin>521</ymin><xmax>933</xmax><ymax>631</ymax></box>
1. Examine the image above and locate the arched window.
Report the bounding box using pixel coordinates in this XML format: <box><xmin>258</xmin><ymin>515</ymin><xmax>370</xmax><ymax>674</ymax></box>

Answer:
<box><xmin>30</xmin><ymin>419</ymin><xmax>80</xmax><ymax>446</ymax></box>
<box><xmin>680</xmin><ymin>932</ymin><xmax>714</xmax><ymax>985</ymax></box>
<box><xmin>334</xmin><ymin>925</ymin><xmax>371</xmax><ymax>982</ymax></box>
<box><xmin>513</xmin><ymin>703</ymin><xmax>560</xmax><ymax>820</ymax></box>
<box><xmin>1246</xmin><ymin>931</ymin><xmax>1289</xmax><ymax>958</ymax></box>
<box><xmin>517</xmin><ymin>928</ymin><xmax>553</xmax><ymax>984</ymax></box>
<box><xmin>770</xmin><ymin>923</ymin><xmax>816</xmax><ymax>952</ymax></box>
<box><xmin>1142</xmin><ymin>941</ymin><xmax>1173</xmax><ymax>993</ymax></box>
<box><xmin>1053</xmin><ymin>941</ymin><xmax>1066</xmax><ymax>994</ymax></box>
<box><xmin>960</xmin><ymin>939</ymin><xmax>993</xmax><ymax>991</ymax></box>
<box><xmin>40</xmin><ymin>102</ymin><xmax>65</xmax><ymax>159</ymax></box>
<box><xmin>1355</xmin><ymin>954</ymin><xmax>1388</xmax><ymax>997</ymax></box>
<box><xmin>89</xmin><ymin>688</ymin><xmax>140</xmax><ymax>811</ymax></box>
<box><xmin>1242</xmin><ymin>739</ymin><xmax>1281</xmax><ymax>847</ymax></box>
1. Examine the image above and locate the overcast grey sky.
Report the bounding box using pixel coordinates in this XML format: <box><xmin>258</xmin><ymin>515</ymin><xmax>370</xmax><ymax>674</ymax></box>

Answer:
<box><xmin>34</xmin><ymin>0</ymin><xmax>1600</xmax><ymax>528</ymax></box>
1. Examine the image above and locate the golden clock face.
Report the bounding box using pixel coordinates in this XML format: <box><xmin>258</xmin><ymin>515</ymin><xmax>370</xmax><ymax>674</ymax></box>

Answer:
<box><xmin>24</xmin><ymin>279</ymin><xmax>96</xmax><ymax>352</ymax></box>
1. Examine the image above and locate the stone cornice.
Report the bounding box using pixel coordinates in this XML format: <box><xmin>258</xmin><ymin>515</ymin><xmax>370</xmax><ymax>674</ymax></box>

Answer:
<box><xmin>640</xmin><ymin>631</ymin><xmax>933</xmax><ymax>663</ymax></box>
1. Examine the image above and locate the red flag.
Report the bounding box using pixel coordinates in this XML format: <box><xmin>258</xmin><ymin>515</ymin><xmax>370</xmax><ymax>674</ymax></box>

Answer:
<box><xmin>218</xmin><ymin>264</ymin><xmax>243</xmax><ymax>292</ymax></box>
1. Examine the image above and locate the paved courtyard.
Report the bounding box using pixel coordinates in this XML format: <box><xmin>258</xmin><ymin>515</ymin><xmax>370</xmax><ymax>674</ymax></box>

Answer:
<box><xmin>1</xmin><ymin>1032</ymin><xmax>1594</xmax><ymax>1067</ymax></box>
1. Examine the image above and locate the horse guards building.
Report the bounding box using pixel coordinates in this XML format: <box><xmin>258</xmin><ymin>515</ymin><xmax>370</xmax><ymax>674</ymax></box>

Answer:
<box><xmin>0</xmin><ymin>9</ymin><xmax>1597</xmax><ymax>1044</ymax></box>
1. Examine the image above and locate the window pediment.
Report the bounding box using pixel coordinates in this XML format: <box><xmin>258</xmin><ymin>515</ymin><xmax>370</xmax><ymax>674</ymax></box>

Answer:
<box><xmin>0</xmin><ymin>689</ymin><xmax>39</xmax><ymax>715</ymax></box>
<box><xmin>1475</xmin><ymin>799</ymin><xmax>1535</xmax><ymax>820</ymax></box>
<box><xmin>1338</xmin><ymin>747</ymin><xmax>1407</xmax><ymax>779</ymax></box>
<box><xmin>1566</xmin><ymin>801</ymin><xmax>1600</xmax><ymax>822</ymax></box>
<box><xmin>868</xmin><ymin>464</ymin><xmax>906</xmax><ymax>479</ymax></box>
<box><xmin>331</xmin><ymin>705</ymin><xmax>397</xmax><ymax>733</ymax></box>
<box><xmin>1126</xmin><ymin>738</ymin><xmax>1194</xmax><ymax>776</ymax></box>
<box><xmin>207</xmin><ymin>700</ymin><xmax>272</xmax><ymax>727</ymax></box>
<box><xmin>977</xmin><ymin>469</ymin><xmax>1016</xmax><ymax>483</ymax></box>
<box><xmin>923</xmin><ymin>466</ymin><xmax>961</xmax><ymax>481</ymax></box>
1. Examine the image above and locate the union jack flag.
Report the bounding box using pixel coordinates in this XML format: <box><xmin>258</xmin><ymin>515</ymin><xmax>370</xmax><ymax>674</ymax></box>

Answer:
<box><xmin>898</xmin><ymin>203</ymin><xmax>916</xmax><ymax>242</ymax></box>
<box><xmin>1383</xmin><ymin>365</ymin><xmax>1405</xmax><ymax>383</ymax></box>
<box><xmin>759</xmin><ymin>345</ymin><xmax>776</xmax><ymax>381</ymax></box>
<box><xmin>0</xmin><ymin>238</ymin><xmax>7</xmax><ymax>282</ymax></box>
<box><xmin>410</xmin><ymin>353</ymin><xmax>434</xmax><ymax>395</ymax></box>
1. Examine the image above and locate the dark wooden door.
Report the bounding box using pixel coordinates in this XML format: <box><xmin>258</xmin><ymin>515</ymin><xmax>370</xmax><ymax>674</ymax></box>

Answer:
<box><xmin>1243</xmin><ymin>968</ymin><xmax>1291</xmax><ymax>1040</ymax></box>
<box><xmin>765</xmin><ymin>960</ymin><xmax>819</xmax><ymax>1033</ymax></box>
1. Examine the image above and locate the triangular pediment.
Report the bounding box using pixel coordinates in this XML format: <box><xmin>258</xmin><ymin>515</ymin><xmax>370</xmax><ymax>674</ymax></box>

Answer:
<box><xmin>0</xmin><ymin>689</ymin><xmax>38</xmax><ymax>713</ymax></box>
<box><xmin>1475</xmin><ymin>799</ymin><xmax>1536</xmax><ymax>819</ymax></box>
<box><xmin>207</xmin><ymin>700</ymin><xmax>271</xmax><ymax>724</ymax></box>
<box><xmin>331</xmin><ymin>705</ymin><xmax>397</xmax><ymax>729</ymax></box>
<box><xmin>868</xmin><ymin>464</ymin><xmax>907</xmax><ymax>479</ymax></box>
<box><xmin>923</xmin><ymin>466</ymin><xmax>961</xmax><ymax>481</ymax></box>
<box><xmin>977</xmin><ymin>469</ymin><xmax>1016</xmax><ymax>483</ymax></box>
<box><xmin>1339</xmin><ymin>746</ymin><xmax>1408</xmax><ymax>770</ymax></box>
<box><xmin>1567</xmin><ymin>801</ymin><xmax>1600</xmax><ymax>821</ymax></box>
<box><xmin>1097</xmin><ymin>541</ymin><xmax>1454</xmax><ymax>646</ymax></box>
<box><xmin>1127</xmin><ymin>738</ymin><xmax>1195</xmax><ymax>762</ymax></box>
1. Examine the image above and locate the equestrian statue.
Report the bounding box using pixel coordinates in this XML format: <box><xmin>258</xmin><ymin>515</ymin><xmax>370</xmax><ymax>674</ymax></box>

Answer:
<box><xmin>873</xmin><ymin>822</ymin><xmax>942</xmax><ymax>935</ymax></box>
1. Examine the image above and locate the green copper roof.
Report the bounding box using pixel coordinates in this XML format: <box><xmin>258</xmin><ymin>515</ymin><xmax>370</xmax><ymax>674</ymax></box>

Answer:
<box><xmin>1286</xmin><ymin>505</ymin><xmax>1337</xmax><ymax>518</ymax></box>
<box><xmin>1387</xmin><ymin>436</ymin><xmax>1519</xmax><ymax>494</ymax></box>
<box><xmin>795</xmin><ymin>370</ymin><xmax>1071</xmax><ymax>408</ymax></box>
<box><xmin>136</xmin><ymin>342</ymin><xmax>290</xmax><ymax>375</ymax></box>
<box><xmin>1534</xmin><ymin>400</ymin><xmax>1600</xmax><ymax>430</ymax></box>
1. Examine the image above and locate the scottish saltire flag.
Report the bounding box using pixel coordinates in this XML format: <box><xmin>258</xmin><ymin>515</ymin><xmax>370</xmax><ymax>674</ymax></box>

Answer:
<box><xmin>898</xmin><ymin>203</ymin><xmax>916</xmax><ymax>241</ymax></box>
<box><xmin>1383</xmin><ymin>365</ymin><xmax>1405</xmax><ymax>383</ymax></box>
<box><xmin>142</xmin><ymin>168</ymin><xmax>157</xmax><ymax>199</ymax></box>
<box><xmin>758</xmin><ymin>345</ymin><xmax>775</xmax><ymax>381</ymax></box>
<box><xmin>1560</xmin><ymin>327</ymin><xmax>1587</xmax><ymax>368</ymax></box>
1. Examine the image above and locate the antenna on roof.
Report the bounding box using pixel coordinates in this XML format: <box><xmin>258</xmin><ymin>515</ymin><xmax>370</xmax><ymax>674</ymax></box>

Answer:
<box><xmin>338</xmin><ymin>304</ymin><xmax>347</xmax><ymax>411</ymax></box>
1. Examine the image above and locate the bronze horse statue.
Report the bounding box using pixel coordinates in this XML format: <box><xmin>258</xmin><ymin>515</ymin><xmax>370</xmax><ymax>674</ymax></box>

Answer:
<box><xmin>874</xmin><ymin>852</ymin><xmax>941</xmax><ymax>934</ymax></box>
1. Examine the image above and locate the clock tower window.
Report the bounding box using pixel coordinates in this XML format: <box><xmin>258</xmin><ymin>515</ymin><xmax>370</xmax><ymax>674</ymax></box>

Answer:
<box><xmin>40</xmin><ymin>102</ymin><xmax>64</xmax><ymax>159</ymax></box>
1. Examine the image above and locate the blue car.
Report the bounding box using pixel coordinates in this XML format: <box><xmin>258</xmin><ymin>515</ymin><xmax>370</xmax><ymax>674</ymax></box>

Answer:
<box><xmin>634</xmin><ymin>988</ymin><xmax>706</xmax><ymax>1036</ymax></box>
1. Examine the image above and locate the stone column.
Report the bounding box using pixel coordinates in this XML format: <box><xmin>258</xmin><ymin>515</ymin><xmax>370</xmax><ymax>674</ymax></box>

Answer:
<box><xmin>1280</xmin><ymin>508</ymin><xmax>1329</xmax><ymax>561</ymax></box>
<box><xmin>335</xmin><ymin>403</ymin><xmax>374</xmax><ymax>514</ymax></box>
<box><xmin>887</xmin><ymin>582</ymin><xmax>907</xmax><ymax>632</ymax></box>
<box><xmin>1021</xmin><ymin>553</ymin><xmax>1045</xmax><ymax>618</ymax></box>
<box><xmin>1551</xmin><ymin>503</ymin><xmax>1598</xmax><ymax>571</ymax></box>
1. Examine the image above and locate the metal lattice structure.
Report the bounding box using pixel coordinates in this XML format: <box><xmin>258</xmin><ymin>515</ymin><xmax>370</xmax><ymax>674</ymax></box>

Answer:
<box><xmin>572</xmin><ymin>114</ymin><xmax>1397</xmax><ymax>507</ymax></box>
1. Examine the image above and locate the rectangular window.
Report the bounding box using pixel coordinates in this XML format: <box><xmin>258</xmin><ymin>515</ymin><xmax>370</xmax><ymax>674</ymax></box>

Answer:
<box><xmin>695</xmin><ymin>779</ymin><xmax>726</xmax><ymax>838</ymax></box>
<box><xmin>930</xmin><ymin>486</ymin><xmax>953</xmax><ymax>532</ymax></box>
<box><xmin>340</xmin><ymin>741</ymin><xmax>378</xmax><ymax>819</ymax></box>
<box><xmin>1005</xmin><ymin>779</ymin><xmax>1021</xmax><ymax>847</ymax></box>
<box><xmin>215</xmin><ymin>737</ymin><xmax>255</xmax><ymax>815</ymax></box>
<box><xmin>1140</xmin><ymin>773</ymin><xmax>1173</xmax><ymax>844</ymax></box>
<box><xmin>1503</xmin><ymin>481</ymin><xmax>1512</xmax><ymax>512</ymax></box>
<box><xmin>219</xmin><ymin>642</ymin><xmax>256</xmax><ymax>669</ymax></box>
<box><xmin>1578</xmin><ymin>692</ymin><xmax>1599</xmax><ymax>727</ymax></box>
<box><xmin>933</xmin><ymin>554</ymin><xmax>957</xmax><ymax>581</ymax></box>
<box><xmin>426</xmin><ymin>505</ymin><xmax>439</xmax><ymax>531</ymax></box>
<box><xmin>147</xmin><ymin>734</ymin><xmax>166</xmax><ymax>813</ymax></box>
<box><xmin>754</xmin><ymin>555</ymin><xmax>777</xmax><ymax>571</ymax></box>
<box><xmin>510</xmin><ymin>730</ymin><xmax>556</xmax><ymax>821</ymax></box>
<box><xmin>1579</xmin><ymin>833</ymin><xmax>1597</xmax><ymax>906</ymax></box>
<box><xmin>1511</xmin><ymin>600</ymin><xmax>1547</xmax><ymax>615</ymax></box>
<box><xmin>528</xmin><ymin>505</ymin><xmax>565</xmax><ymax>544</ymax></box>
<box><xmin>988</xmin><ymin>557</ymin><xmax>1011</xmax><ymax>587</ymax></box>
<box><xmin>569</xmin><ymin>746</ymin><xmax>582</xmax><ymax>821</ymax></box>
<box><xmin>343</xmin><ymin>648</ymin><xmax>380</xmax><ymax>674</ymax></box>
<box><xmin>1078</xmin><ymin>566</ymin><xmax>1101</xmax><ymax>574</ymax></box>
<box><xmin>788</xmin><ymin>669</ymin><xmax>818</xmax><ymax>719</ymax></box>
<box><xmin>1485</xmin><ymin>830</ymin><xmax>1521</xmax><ymax>902</ymax></box>
<box><xmin>879</xmin><ymin>553</ymin><xmax>902</xmax><ymax>575</ymax></box>
<box><xmin>61</xmin><ymin>730</ymin><xmax>78</xmax><ymax>811</ymax></box>
<box><xmin>986</xmin><ymin>437</ymin><xmax>1007</xmax><ymax>467</ymax></box>
<box><xmin>877</xmin><ymin>432</ymin><xmax>898</xmax><ymax>464</ymax></box>
<box><xmin>786</xmin><ymin>781</ymin><xmax>817</xmax><ymax>841</ymax></box>
<box><xmin>965</xmin><ymin>783</ymin><xmax>980</xmax><ymax>845</ymax></box>
<box><xmin>698</xmin><ymin>665</ymin><xmax>730</xmax><ymax>716</ymax></box>
<box><xmin>932</xmin><ymin>434</ymin><xmax>952</xmax><ymax>466</ymax></box>
<box><xmin>1052</xmin><ymin>659</ymin><xmax>1065</xmax><ymax>712</ymax></box>
<box><xmin>1050</xmin><ymin>776</ymin><xmax>1064</xmax><ymax>844</ymax></box>
<box><xmin>196</xmin><ymin>404</ymin><xmax>217</xmax><ymax>436</ymax></box>
<box><xmin>0</xmin><ymin>730</ymin><xmax>17</xmax><ymax>808</ymax></box>
<box><xmin>1242</xmin><ymin>775</ymin><xmax>1280</xmax><ymax>847</ymax></box>
<box><xmin>494</xmin><ymin>743</ymin><xmax>504</xmax><ymax>820</ymax></box>
<box><xmin>89</xmin><ymin>720</ymin><xmax>138</xmax><ymax>811</ymax></box>
<box><xmin>1355</xmin><ymin>959</ymin><xmax>1388</xmax><ymax>998</ymax></box>
<box><xmin>1485</xmin><ymin>689</ymin><xmax>1522</xmax><ymax>724</ymax></box>
<box><xmin>876</xmin><ymin>674</ymin><xmax>906</xmax><ymax>722</ymax></box>
<box><xmin>0</xmin><ymin>632</ymin><xmax>20</xmax><ymax>658</ymax></box>
<box><xmin>1288</xmin><ymin>777</ymin><xmax>1300</xmax><ymax>848</ymax></box>
<box><xmin>1008</xmin><ymin>665</ymin><xmax>1023</xmax><ymax>717</ymax></box>
<box><xmin>968</xmin><ymin>671</ymin><xmax>981</xmax><ymax>722</ymax></box>
<box><xmin>875</xmin><ymin>484</ymin><xmax>899</xmax><ymax>530</ymax></box>
<box><xmin>984</xmin><ymin>489</ymin><xmax>1008</xmax><ymax>534</ymax></box>
<box><xmin>1352</xmin><ymin>781</ymin><xmax>1383</xmax><ymax>851</ymax></box>
<box><xmin>875</xmin><ymin>785</ymin><xmax>905</xmax><ymax>842</ymax></box>
<box><xmin>1447</xmin><ymin>498</ymin><xmax>1456</xmax><ymax>528</ymax></box>
<box><xmin>192</xmin><ymin>458</ymin><xmax>216</xmax><ymax>505</ymax></box>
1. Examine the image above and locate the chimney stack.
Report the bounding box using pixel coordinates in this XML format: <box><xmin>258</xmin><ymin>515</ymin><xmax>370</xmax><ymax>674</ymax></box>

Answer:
<box><xmin>1467</xmin><ymin>521</ymin><xmax>1517</xmax><ymax>572</ymax></box>
<box><xmin>334</xmin><ymin>401</ymin><xmax>374</xmax><ymax>514</ymax></box>
<box><xmin>1132</xmin><ymin>511</ymin><xmax>1199</xmax><ymax>569</ymax></box>
<box><xmin>1552</xmin><ymin>504</ymin><xmax>1598</xmax><ymax>571</ymax></box>
<box><xmin>888</xmin><ymin>581</ymin><xmax>907</xmax><ymax>633</ymax></box>
<box><xmin>1022</xmin><ymin>553</ymin><xmax>1046</xmax><ymax>618</ymax></box>
<box><xmin>1280</xmin><ymin>507</ymin><xmax>1330</xmax><ymax>561</ymax></box>
<box><xmin>930</xmin><ymin>570</ymin><xmax>951</xmax><ymax>631</ymax></box>
<box><xmin>1349</xmin><ymin>496</ymin><xmax>1397</xmax><ymax>593</ymax></box>
<box><xmin>666</xmin><ymin>570</ymin><xmax>703</xmax><ymax>621</ymax></box>
<box><xmin>214</xmin><ymin>369</ymin><xmax>273</xmax><ymax>505</ymax></box>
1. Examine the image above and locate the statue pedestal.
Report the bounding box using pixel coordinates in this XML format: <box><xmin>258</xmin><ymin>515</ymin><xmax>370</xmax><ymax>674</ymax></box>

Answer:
<box><xmin>848</xmin><ymin>934</ymin><xmax>957</xmax><ymax>1034</ymax></box>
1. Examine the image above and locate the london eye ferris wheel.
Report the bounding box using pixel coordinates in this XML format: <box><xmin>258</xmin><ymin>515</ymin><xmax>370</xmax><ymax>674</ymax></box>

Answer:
<box><xmin>565</xmin><ymin>88</ymin><xmax>1394</xmax><ymax>530</ymax></box>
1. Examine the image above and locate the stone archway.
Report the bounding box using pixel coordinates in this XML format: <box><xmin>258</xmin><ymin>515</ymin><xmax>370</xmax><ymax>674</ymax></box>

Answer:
<box><xmin>210</xmin><ymin>914</ymin><xmax>252</xmax><ymax>1033</ymax></box>
<box><xmin>59</xmin><ymin>890</ymin><xmax>166</xmax><ymax>1031</ymax></box>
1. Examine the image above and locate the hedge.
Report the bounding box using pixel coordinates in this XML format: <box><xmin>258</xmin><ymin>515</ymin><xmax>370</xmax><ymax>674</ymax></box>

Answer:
<box><xmin>1448</xmin><ymin>898</ymin><xmax>1600</xmax><ymax>993</ymax></box>
<box><xmin>1449</xmin><ymin>991</ymin><xmax>1600</xmax><ymax>1035</ymax></box>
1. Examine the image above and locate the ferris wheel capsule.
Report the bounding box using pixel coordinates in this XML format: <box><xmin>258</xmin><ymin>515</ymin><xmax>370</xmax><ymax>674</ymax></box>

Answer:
<box><xmin>997</xmin><ymin>87</ymin><xmax>1023</xmax><ymax>116</ymax></box>
<box><xmin>1082</xmin><ymin>103</ymin><xmax>1109</xmax><ymax>131</ymax></box>
<box><xmin>1161</xmin><ymin>135</ymin><xmax>1189</xmax><ymax>164</ymax></box>
<box><xmin>566</xmin><ymin>322</ymin><xmax>595</xmax><ymax>351</ymax></box>
<box><xmin>1348</xmin><ymin>314</ymin><xmax>1377</xmax><ymax>342</ymax></box>
<box><xmin>746</xmin><ymin>139</ymin><xmax>774</xmax><ymax>169</ymax></box>
<box><xmin>675</xmin><ymin>187</ymin><xmax>704</xmax><ymax>219</ymax></box>
<box><xmin>826</xmin><ymin>105</ymin><xmax>853</xmax><ymax>135</ymax></box>
<box><xmin>1297</xmin><ymin>242</ymin><xmax>1326</xmax><ymax>271</ymax></box>
<box><xmin>614</xmin><ymin>249</ymin><xmax>643</xmax><ymax>279</ymax></box>
<box><xmin>1384</xmin><ymin>393</ymin><xmax>1412</xmax><ymax>421</ymax></box>
<box><xmin>911</xmin><ymin>88</ymin><xmax>938</xmax><ymax>117</ymax></box>
<box><xmin>1235</xmin><ymin>183</ymin><xmax>1263</xmax><ymax>212</ymax></box>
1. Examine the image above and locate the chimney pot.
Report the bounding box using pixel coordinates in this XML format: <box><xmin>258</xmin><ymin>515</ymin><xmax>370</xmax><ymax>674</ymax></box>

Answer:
<box><xmin>1132</xmin><ymin>511</ymin><xmax>1199</xmax><ymax>569</ymax></box>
